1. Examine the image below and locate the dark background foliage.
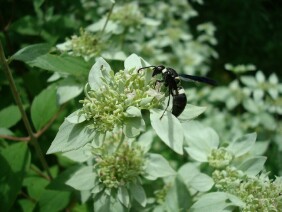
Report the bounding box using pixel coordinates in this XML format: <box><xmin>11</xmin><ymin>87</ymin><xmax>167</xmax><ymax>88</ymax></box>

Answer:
<box><xmin>190</xmin><ymin>0</ymin><xmax>282</xmax><ymax>77</ymax></box>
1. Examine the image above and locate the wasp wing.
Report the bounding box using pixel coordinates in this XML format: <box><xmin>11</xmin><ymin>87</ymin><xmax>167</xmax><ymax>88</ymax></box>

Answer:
<box><xmin>179</xmin><ymin>74</ymin><xmax>217</xmax><ymax>85</ymax></box>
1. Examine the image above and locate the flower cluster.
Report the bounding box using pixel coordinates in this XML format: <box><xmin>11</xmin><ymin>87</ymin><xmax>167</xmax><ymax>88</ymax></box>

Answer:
<box><xmin>80</xmin><ymin>68</ymin><xmax>164</xmax><ymax>132</ymax></box>
<box><xmin>213</xmin><ymin>166</ymin><xmax>282</xmax><ymax>211</ymax></box>
<box><xmin>95</xmin><ymin>142</ymin><xmax>145</xmax><ymax>189</ymax></box>
<box><xmin>57</xmin><ymin>29</ymin><xmax>103</xmax><ymax>60</ymax></box>
<box><xmin>208</xmin><ymin>147</ymin><xmax>233</xmax><ymax>169</ymax></box>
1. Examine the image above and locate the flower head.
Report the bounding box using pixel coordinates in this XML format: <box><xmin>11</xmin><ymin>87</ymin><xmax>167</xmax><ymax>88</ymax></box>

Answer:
<box><xmin>208</xmin><ymin>147</ymin><xmax>233</xmax><ymax>169</ymax></box>
<box><xmin>94</xmin><ymin>138</ymin><xmax>145</xmax><ymax>189</ymax></box>
<box><xmin>80</xmin><ymin>63</ymin><xmax>164</xmax><ymax>132</ymax></box>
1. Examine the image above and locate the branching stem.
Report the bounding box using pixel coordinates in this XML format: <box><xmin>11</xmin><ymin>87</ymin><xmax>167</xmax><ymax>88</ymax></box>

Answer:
<box><xmin>0</xmin><ymin>40</ymin><xmax>52</xmax><ymax>180</ymax></box>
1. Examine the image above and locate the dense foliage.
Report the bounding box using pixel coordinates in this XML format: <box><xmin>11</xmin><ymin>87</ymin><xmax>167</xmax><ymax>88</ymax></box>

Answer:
<box><xmin>1</xmin><ymin>0</ymin><xmax>282</xmax><ymax>211</ymax></box>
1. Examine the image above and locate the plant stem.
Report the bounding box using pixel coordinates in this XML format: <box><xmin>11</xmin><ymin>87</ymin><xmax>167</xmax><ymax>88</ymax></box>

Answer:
<box><xmin>100</xmin><ymin>2</ymin><xmax>115</xmax><ymax>36</ymax></box>
<box><xmin>0</xmin><ymin>40</ymin><xmax>53</xmax><ymax>180</ymax></box>
<box><xmin>115</xmin><ymin>132</ymin><xmax>125</xmax><ymax>152</ymax></box>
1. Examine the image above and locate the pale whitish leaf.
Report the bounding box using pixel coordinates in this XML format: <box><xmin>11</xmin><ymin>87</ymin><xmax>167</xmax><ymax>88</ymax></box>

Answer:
<box><xmin>253</xmin><ymin>89</ymin><xmax>264</xmax><ymax>100</ymax></box>
<box><xmin>260</xmin><ymin>113</ymin><xmax>276</xmax><ymax>130</ymax></box>
<box><xmin>92</xmin><ymin>183</ymin><xmax>104</xmax><ymax>194</ymax></box>
<box><xmin>124</xmin><ymin>53</ymin><xmax>142</xmax><ymax>71</ymax></box>
<box><xmin>91</xmin><ymin>132</ymin><xmax>105</xmax><ymax>148</ymax></box>
<box><xmin>238</xmin><ymin>156</ymin><xmax>267</xmax><ymax>176</ymax></box>
<box><xmin>47</xmin><ymin>72</ymin><xmax>61</xmax><ymax>82</ymax></box>
<box><xmin>183</xmin><ymin>121</ymin><xmax>219</xmax><ymax>162</ymax></box>
<box><xmin>269</xmin><ymin>73</ymin><xmax>278</xmax><ymax>84</ymax></box>
<box><xmin>93</xmin><ymin>192</ymin><xmax>125</xmax><ymax>212</ymax></box>
<box><xmin>117</xmin><ymin>186</ymin><xmax>130</xmax><ymax>208</ymax></box>
<box><xmin>102</xmin><ymin>51</ymin><xmax>126</xmax><ymax>61</ymax></box>
<box><xmin>178</xmin><ymin>163</ymin><xmax>214</xmax><ymax>192</ymax></box>
<box><xmin>66</xmin><ymin>166</ymin><xmax>96</xmax><ymax>191</ymax></box>
<box><xmin>62</xmin><ymin>148</ymin><xmax>91</xmax><ymax>163</ymax></box>
<box><xmin>125</xmin><ymin>106</ymin><xmax>141</xmax><ymax>117</ymax></box>
<box><xmin>65</xmin><ymin>110</ymin><xmax>86</xmax><ymax>124</ymax></box>
<box><xmin>47</xmin><ymin>120</ymin><xmax>95</xmax><ymax>154</ymax></box>
<box><xmin>129</xmin><ymin>183</ymin><xmax>146</xmax><ymax>207</ymax></box>
<box><xmin>178</xmin><ymin>104</ymin><xmax>206</xmax><ymax>121</ymax></box>
<box><xmin>227</xmin><ymin>133</ymin><xmax>256</xmax><ymax>157</ymax></box>
<box><xmin>57</xmin><ymin>78</ymin><xmax>83</xmax><ymax>104</ymax></box>
<box><xmin>190</xmin><ymin>173</ymin><xmax>214</xmax><ymax>192</ymax></box>
<box><xmin>242</xmin><ymin>99</ymin><xmax>259</xmax><ymax>113</ymax></box>
<box><xmin>88</xmin><ymin>57</ymin><xmax>111</xmax><ymax>91</ymax></box>
<box><xmin>250</xmin><ymin>140</ymin><xmax>269</xmax><ymax>155</ymax></box>
<box><xmin>137</xmin><ymin>129</ymin><xmax>155</xmax><ymax>153</ymax></box>
<box><xmin>0</xmin><ymin>105</ymin><xmax>21</xmax><ymax>128</ymax></box>
<box><xmin>150</xmin><ymin>109</ymin><xmax>184</xmax><ymax>154</ymax></box>
<box><xmin>190</xmin><ymin>192</ymin><xmax>245</xmax><ymax>212</ymax></box>
<box><xmin>184</xmin><ymin>147</ymin><xmax>208</xmax><ymax>162</ymax></box>
<box><xmin>240</xmin><ymin>76</ymin><xmax>257</xmax><ymax>87</ymax></box>
<box><xmin>142</xmin><ymin>18</ymin><xmax>160</xmax><ymax>26</ymax></box>
<box><xmin>93</xmin><ymin>192</ymin><xmax>111</xmax><ymax>212</ymax></box>
<box><xmin>31</xmin><ymin>85</ymin><xmax>58</xmax><ymax>131</ymax></box>
<box><xmin>256</xmin><ymin>71</ymin><xmax>265</xmax><ymax>83</ymax></box>
<box><xmin>81</xmin><ymin>190</ymin><xmax>91</xmax><ymax>203</ymax></box>
<box><xmin>164</xmin><ymin>177</ymin><xmax>191</xmax><ymax>211</ymax></box>
<box><xmin>123</xmin><ymin>117</ymin><xmax>145</xmax><ymax>138</ymax></box>
<box><xmin>144</xmin><ymin>153</ymin><xmax>176</xmax><ymax>180</ymax></box>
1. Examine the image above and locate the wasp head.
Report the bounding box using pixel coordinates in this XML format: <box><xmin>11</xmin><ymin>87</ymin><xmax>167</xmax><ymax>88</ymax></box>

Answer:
<box><xmin>152</xmin><ymin>65</ymin><xmax>165</xmax><ymax>76</ymax></box>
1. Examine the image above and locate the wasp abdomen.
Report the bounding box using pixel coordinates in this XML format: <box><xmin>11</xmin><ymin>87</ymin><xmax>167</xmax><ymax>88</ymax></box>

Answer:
<box><xmin>172</xmin><ymin>88</ymin><xmax>187</xmax><ymax>117</ymax></box>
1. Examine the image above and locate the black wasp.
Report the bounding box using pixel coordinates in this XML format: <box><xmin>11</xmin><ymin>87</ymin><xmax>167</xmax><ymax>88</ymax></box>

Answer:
<box><xmin>138</xmin><ymin>65</ymin><xmax>217</xmax><ymax>119</ymax></box>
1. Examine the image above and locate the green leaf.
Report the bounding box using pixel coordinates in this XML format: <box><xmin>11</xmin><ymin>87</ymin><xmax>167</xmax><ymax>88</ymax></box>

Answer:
<box><xmin>0</xmin><ymin>128</ymin><xmax>14</xmax><ymax>136</ymax></box>
<box><xmin>31</xmin><ymin>85</ymin><xmax>58</xmax><ymax>131</ymax></box>
<box><xmin>23</xmin><ymin>176</ymin><xmax>49</xmax><ymax>200</ymax></box>
<box><xmin>178</xmin><ymin>104</ymin><xmax>206</xmax><ymax>121</ymax></box>
<box><xmin>0</xmin><ymin>143</ymin><xmax>30</xmax><ymax>212</ymax></box>
<box><xmin>47</xmin><ymin>165</ymin><xmax>82</xmax><ymax>191</ymax></box>
<box><xmin>10</xmin><ymin>43</ymin><xmax>51</xmax><ymax>62</ymax></box>
<box><xmin>66</xmin><ymin>166</ymin><xmax>97</xmax><ymax>191</ymax></box>
<box><xmin>28</xmin><ymin>54</ymin><xmax>91</xmax><ymax>76</ymax></box>
<box><xmin>129</xmin><ymin>182</ymin><xmax>146</xmax><ymax>207</ymax></box>
<box><xmin>227</xmin><ymin>133</ymin><xmax>257</xmax><ymax>157</ymax></box>
<box><xmin>88</xmin><ymin>57</ymin><xmax>112</xmax><ymax>91</ymax></box>
<box><xmin>238</xmin><ymin>156</ymin><xmax>267</xmax><ymax>176</ymax></box>
<box><xmin>178</xmin><ymin>163</ymin><xmax>214</xmax><ymax>192</ymax></box>
<box><xmin>34</xmin><ymin>189</ymin><xmax>71</xmax><ymax>212</ymax></box>
<box><xmin>144</xmin><ymin>153</ymin><xmax>176</xmax><ymax>180</ymax></box>
<box><xmin>47</xmin><ymin>120</ymin><xmax>96</xmax><ymax>154</ymax></box>
<box><xmin>183</xmin><ymin>121</ymin><xmax>219</xmax><ymax>162</ymax></box>
<box><xmin>65</xmin><ymin>110</ymin><xmax>86</xmax><ymax>124</ymax></box>
<box><xmin>57</xmin><ymin>78</ymin><xmax>83</xmax><ymax>104</ymax></box>
<box><xmin>150</xmin><ymin>109</ymin><xmax>184</xmax><ymax>154</ymax></box>
<box><xmin>18</xmin><ymin>199</ymin><xmax>35</xmax><ymax>212</ymax></box>
<box><xmin>117</xmin><ymin>186</ymin><xmax>130</xmax><ymax>208</ymax></box>
<box><xmin>0</xmin><ymin>105</ymin><xmax>21</xmax><ymax>128</ymax></box>
<box><xmin>190</xmin><ymin>192</ymin><xmax>245</xmax><ymax>212</ymax></box>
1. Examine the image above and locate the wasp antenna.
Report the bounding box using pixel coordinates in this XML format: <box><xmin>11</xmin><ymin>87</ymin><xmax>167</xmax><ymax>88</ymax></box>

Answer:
<box><xmin>137</xmin><ymin>65</ymin><xmax>157</xmax><ymax>73</ymax></box>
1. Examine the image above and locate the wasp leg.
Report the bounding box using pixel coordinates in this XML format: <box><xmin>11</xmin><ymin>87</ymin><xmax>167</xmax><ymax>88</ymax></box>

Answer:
<box><xmin>160</xmin><ymin>87</ymin><xmax>171</xmax><ymax>119</ymax></box>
